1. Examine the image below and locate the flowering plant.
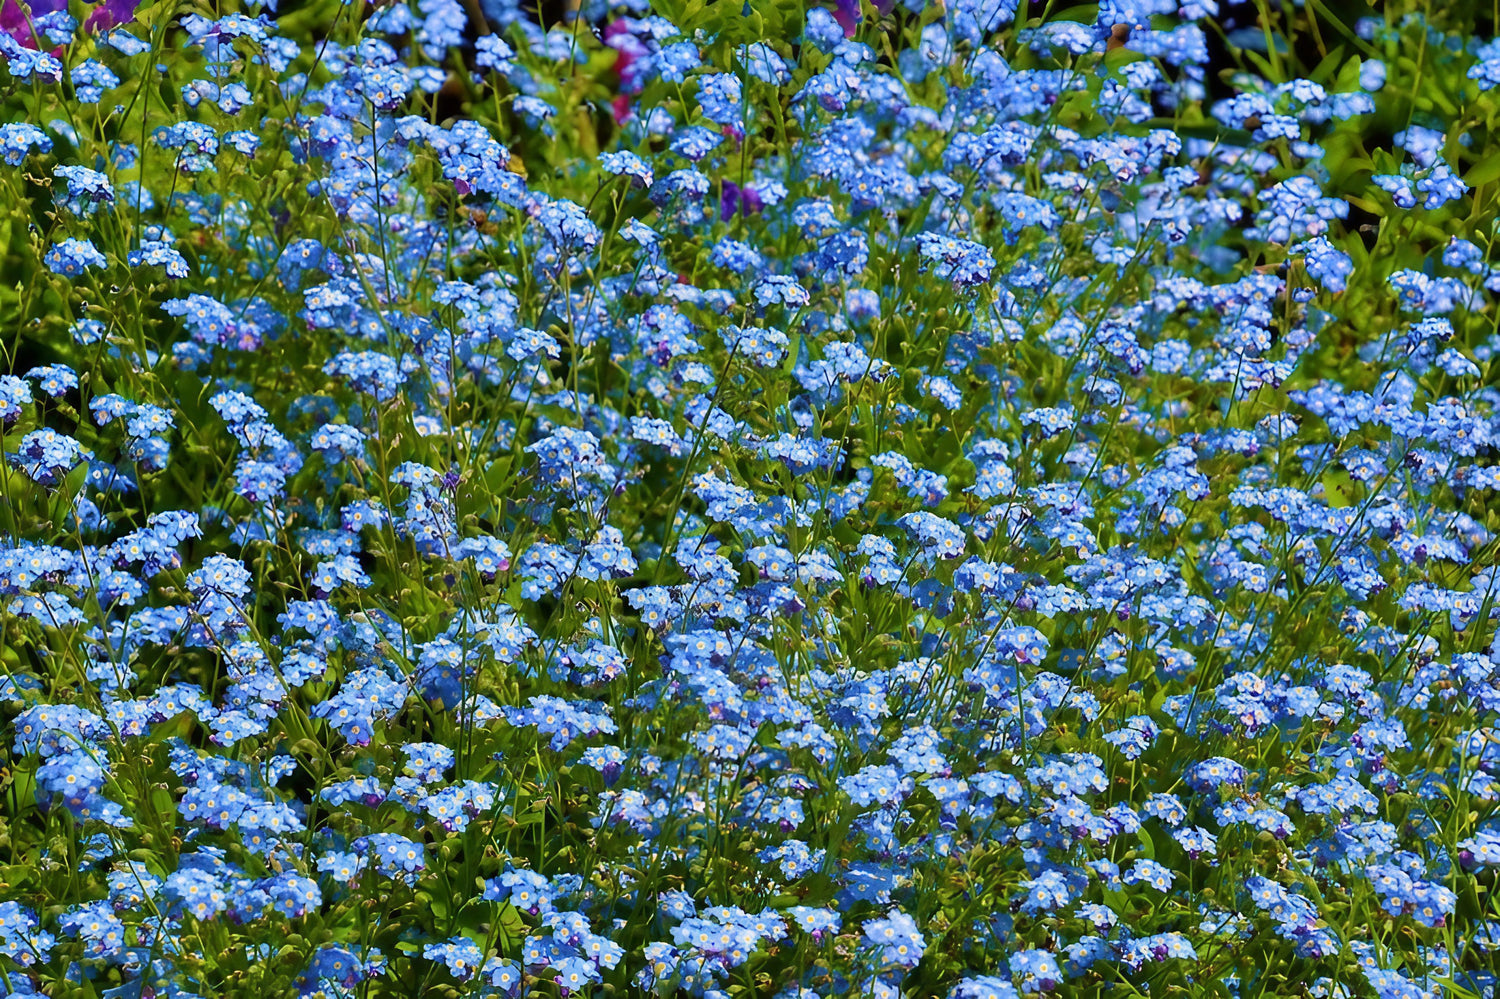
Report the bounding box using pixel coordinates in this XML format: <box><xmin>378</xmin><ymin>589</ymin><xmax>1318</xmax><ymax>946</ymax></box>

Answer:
<box><xmin>1</xmin><ymin>0</ymin><xmax>1499</xmax><ymax>997</ymax></box>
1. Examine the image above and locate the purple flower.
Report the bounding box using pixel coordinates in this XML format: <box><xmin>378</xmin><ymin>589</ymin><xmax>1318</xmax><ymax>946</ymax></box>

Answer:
<box><xmin>1</xmin><ymin>0</ymin><xmax>134</xmax><ymax>45</ymax></box>
<box><xmin>720</xmin><ymin>180</ymin><xmax>764</xmax><ymax>220</ymax></box>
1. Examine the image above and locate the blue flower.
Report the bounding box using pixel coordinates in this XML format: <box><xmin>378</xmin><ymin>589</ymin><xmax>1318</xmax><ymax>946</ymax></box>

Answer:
<box><xmin>44</xmin><ymin>237</ymin><xmax>107</xmax><ymax>276</ymax></box>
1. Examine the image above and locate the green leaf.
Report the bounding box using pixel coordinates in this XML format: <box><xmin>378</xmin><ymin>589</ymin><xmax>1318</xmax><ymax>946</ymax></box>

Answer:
<box><xmin>1464</xmin><ymin>156</ymin><xmax>1500</xmax><ymax>189</ymax></box>
<box><xmin>1135</xmin><ymin>827</ymin><xmax>1156</xmax><ymax>861</ymax></box>
<box><xmin>1321</xmin><ymin>469</ymin><xmax>1355</xmax><ymax>507</ymax></box>
<box><xmin>1305</xmin><ymin>45</ymin><xmax>1348</xmax><ymax>86</ymax></box>
<box><xmin>496</xmin><ymin>904</ymin><xmax>528</xmax><ymax>944</ymax></box>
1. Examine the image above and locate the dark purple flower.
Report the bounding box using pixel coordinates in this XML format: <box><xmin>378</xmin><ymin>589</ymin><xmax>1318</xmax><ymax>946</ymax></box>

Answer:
<box><xmin>831</xmin><ymin>0</ymin><xmax>894</xmax><ymax>36</ymax></box>
<box><xmin>720</xmin><ymin>180</ymin><xmax>764</xmax><ymax>221</ymax></box>
<box><xmin>86</xmin><ymin>0</ymin><xmax>137</xmax><ymax>32</ymax></box>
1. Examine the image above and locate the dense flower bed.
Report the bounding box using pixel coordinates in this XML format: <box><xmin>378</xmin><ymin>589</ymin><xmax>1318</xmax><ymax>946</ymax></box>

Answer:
<box><xmin>2</xmin><ymin>0</ymin><xmax>1500</xmax><ymax>995</ymax></box>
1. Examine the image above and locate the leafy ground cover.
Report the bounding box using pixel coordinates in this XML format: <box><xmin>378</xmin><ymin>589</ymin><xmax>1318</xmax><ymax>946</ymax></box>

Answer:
<box><xmin>2</xmin><ymin>0</ymin><xmax>1500</xmax><ymax>995</ymax></box>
